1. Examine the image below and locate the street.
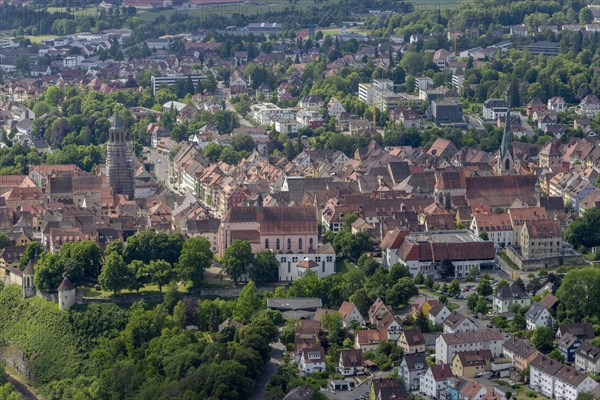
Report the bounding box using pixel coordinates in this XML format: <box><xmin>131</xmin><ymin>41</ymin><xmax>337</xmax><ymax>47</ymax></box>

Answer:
<box><xmin>144</xmin><ymin>148</ymin><xmax>179</xmax><ymax>193</ymax></box>
<box><xmin>251</xmin><ymin>341</ymin><xmax>285</xmax><ymax>400</ymax></box>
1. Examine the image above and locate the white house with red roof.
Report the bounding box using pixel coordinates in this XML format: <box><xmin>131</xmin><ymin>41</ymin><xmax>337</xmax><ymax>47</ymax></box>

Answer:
<box><xmin>338</xmin><ymin>301</ymin><xmax>364</xmax><ymax>327</ymax></box>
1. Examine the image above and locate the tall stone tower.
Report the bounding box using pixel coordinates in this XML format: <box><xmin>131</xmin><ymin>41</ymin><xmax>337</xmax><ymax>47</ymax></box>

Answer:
<box><xmin>106</xmin><ymin>111</ymin><xmax>134</xmax><ymax>199</ymax></box>
<box><xmin>497</xmin><ymin>107</ymin><xmax>515</xmax><ymax>176</ymax></box>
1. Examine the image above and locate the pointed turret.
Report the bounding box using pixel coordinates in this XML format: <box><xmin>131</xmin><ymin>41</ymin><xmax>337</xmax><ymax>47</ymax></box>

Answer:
<box><xmin>497</xmin><ymin>101</ymin><xmax>515</xmax><ymax>176</ymax></box>
<box><xmin>112</xmin><ymin>110</ymin><xmax>122</xmax><ymax>130</ymax></box>
<box><xmin>500</xmin><ymin>107</ymin><xmax>513</xmax><ymax>161</ymax></box>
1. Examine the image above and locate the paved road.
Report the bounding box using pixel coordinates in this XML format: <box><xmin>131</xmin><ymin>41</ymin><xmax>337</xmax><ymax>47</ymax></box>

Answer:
<box><xmin>252</xmin><ymin>342</ymin><xmax>285</xmax><ymax>400</ymax></box>
<box><xmin>325</xmin><ymin>380</ymin><xmax>370</xmax><ymax>400</ymax></box>
<box><xmin>7</xmin><ymin>374</ymin><xmax>39</xmax><ymax>400</ymax></box>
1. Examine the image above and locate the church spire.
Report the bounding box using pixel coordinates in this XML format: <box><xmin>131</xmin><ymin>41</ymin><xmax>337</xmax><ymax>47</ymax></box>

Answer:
<box><xmin>497</xmin><ymin>90</ymin><xmax>515</xmax><ymax>176</ymax></box>
<box><xmin>500</xmin><ymin>106</ymin><xmax>513</xmax><ymax>161</ymax></box>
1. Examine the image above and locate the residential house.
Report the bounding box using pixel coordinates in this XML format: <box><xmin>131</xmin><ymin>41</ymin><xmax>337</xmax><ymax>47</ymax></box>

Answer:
<box><xmin>377</xmin><ymin>312</ymin><xmax>402</xmax><ymax>341</ymax></box>
<box><xmin>420</xmin><ymin>363</ymin><xmax>454</xmax><ymax>399</ymax></box>
<box><xmin>299</xmin><ymin>95</ymin><xmax>324</xmax><ymax>110</ymax></box>
<box><xmin>370</xmin><ymin>378</ymin><xmax>409</xmax><ymax>400</ymax></box>
<box><xmin>503</xmin><ymin>337</ymin><xmax>540</xmax><ymax>371</ymax></box>
<box><xmin>399</xmin><ymin>352</ymin><xmax>428</xmax><ymax>391</ymax></box>
<box><xmin>492</xmin><ymin>284</ymin><xmax>531</xmax><ymax>314</ymax></box>
<box><xmin>530</xmin><ymin>355</ymin><xmax>598</xmax><ymax>400</ymax></box>
<box><xmin>443</xmin><ymin>312</ymin><xmax>477</xmax><ymax>334</ymax></box>
<box><xmin>557</xmin><ymin>323</ymin><xmax>596</xmax><ymax>341</ymax></box>
<box><xmin>548</xmin><ymin>97</ymin><xmax>566</xmax><ymax>112</ymax></box>
<box><xmin>519</xmin><ymin>219</ymin><xmax>563</xmax><ymax>260</ymax></box>
<box><xmin>412</xmin><ymin>297</ymin><xmax>439</xmax><ymax>318</ymax></box>
<box><xmin>451</xmin><ymin>350</ymin><xmax>492</xmax><ymax>378</ymax></box>
<box><xmin>338</xmin><ymin>349</ymin><xmax>365</xmax><ymax>376</ymax></box>
<box><xmin>429</xmin><ymin>303</ymin><xmax>451</xmax><ymax>325</ymax></box>
<box><xmin>299</xmin><ymin>347</ymin><xmax>326</xmax><ymax>375</ymax></box>
<box><xmin>483</xmin><ymin>99</ymin><xmax>509</xmax><ymax>120</ymax></box>
<box><xmin>575</xmin><ymin>343</ymin><xmax>600</xmax><ymax>374</ymax></box>
<box><xmin>527</xmin><ymin>98</ymin><xmax>547</xmax><ymax>117</ymax></box>
<box><xmin>338</xmin><ymin>301</ymin><xmax>365</xmax><ymax>327</ymax></box>
<box><xmin>558</xmin><ymin>333</ymin><xmax>581</xmax><ymax>363</ymax></box>
<box><xmin>355</xmin><ymin>329</ymin><xmax>384</xmax><ymax>352</ymax></box>
<box><xmin>395</xmin><ymin>231</ymin><xmax>495</xmax><ymax>279</ymax></box>
<box><xmin>368</xmin><ymin>298</ymin><xmax>394</xmax><ymax>325</ymax></box>
<box><xmin>395</xmin><ymin>108</ymin><xmax>422</xmax><ymax>129</ymax></box>
<box><xmin>327</xmin><ymin>97</ymin><xmax>346</xmax><ymax>117</ymax></box>
<box><xmin>398</xmin><ymin>328</ymin><xmax>426</xmax><ymax>355</ymax></box>
<box><xmin>577</xmin><ymin>94</ymin><xmax>600</xmax><ymax>118</ymax></box>
<box><xmin>229</xmin><ymin>72</ymin><xmax>247</xmax><ymax>95</ymax></box>
<box><xmin>510</xmin><ymin>24</ymin><xmax>529</xmax><ymax>37</ymax></box>
<box><xmin>525</xmin><ymin>302</ymin><xmax>554</xmax><ymax>330</ymax></box>
<box><xmin>435</xmin><ymin>328</ymin><xmax>505</xmax><ymax>364</ymax></box>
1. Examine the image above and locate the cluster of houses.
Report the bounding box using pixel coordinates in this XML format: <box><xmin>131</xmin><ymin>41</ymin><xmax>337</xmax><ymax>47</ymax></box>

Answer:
<box><xmin>263</xmin><ymin>290</ymin><xmax>600</xmax><ymax>400</ymax></box>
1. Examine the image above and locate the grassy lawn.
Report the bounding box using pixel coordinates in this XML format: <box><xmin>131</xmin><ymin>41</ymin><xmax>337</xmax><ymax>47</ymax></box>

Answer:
<box><xmin>420</xmin><ymin>288</ymin><xmax>441</xmax><ymax>297</ymax></box>
<box><xmin>498</xmin><ymin>251</ymin><xmax>519</xmax><ymax>270</ymax></box>
<box><xmin>319</xmin><ymin>27</ymin><xmax>370</xmax><ymax>37</ymax></box>
<box><xmin>82</xmin><ymin>283</ymin><xmax>188</xmax><ymax>298</ymax></box>
<box><xmin>0</xmin><ymin>35</ymin><xmax>57</xmax><ymax>44</ymax></box>
<box><xmin>135</xmin><ymin>0</ymin><xmax>340</xmax><ymax>22</ymax></box>
<box><xmin>46</xmin><ymin>6</ymin><xmax>100</xmax><ymax>16</ymax></box>
<box><xmin>335</xmin><ymin>259</ymin><xmax>355</xmax><ymax>273</ymax></box>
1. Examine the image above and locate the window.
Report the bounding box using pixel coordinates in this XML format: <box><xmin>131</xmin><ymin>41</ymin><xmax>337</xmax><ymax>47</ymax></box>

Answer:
<box><xmin>276</xmin><ymin>239</ymin><xmax>280</xmax><ymax>250</ymax></box>
<box><xmin>309</xmin><ymin>238</ymin><xmax>314</xmax><ymax>249</ymax></box>
<box><xmin>287</xmin><ymin>238</ymin><xmax>291</xmax><ymax>250</ymax></box>
<box><xmin>299</xmin><ymin>238</ymin><xmax>302</xmax><ymax>251</ymax></box>
<box><xmin>265</xmin><ymin>238</ymin><xmax>269</xmax><ymax>249</ymax></box>
<box><xmin>292</xmin><ymin>257</ymin><xmax>298</xmax><ymax>263</ymax></box>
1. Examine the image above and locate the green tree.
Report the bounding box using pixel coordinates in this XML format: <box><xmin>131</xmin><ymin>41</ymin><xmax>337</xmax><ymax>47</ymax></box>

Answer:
<box><xmin>386</xmin><ymin>277</ymin><xmax>418</xmax><ymax>309</ymax></box>
<box><xmin>176</xmin><ymin>236</ymin><xmax>213</xmax><ymax>286</ymax></box>
<box><xmin>230</xmin><ymin>134</ymin><xmax>255</xmax><ymax>152</ymax></box>
<box><xmin>234</xmin><ymin>281</ymin><xmax>262</xmax><ymax>324</ymax></box>
<box><xmin>321</xmin><ymin>311</ymin><xmax>344</xmax><ymax>342</ymax></box>
<box><xmin>474</xmin><ymin>297</ymin><xmax>489</xmax><ymax>315</ymax></box>
<box><xmin>565</xmin><ymin>208</ymin><xmax>600</xmax><ymax>249</ymax></box>
<box><xmin>415</xmin><ymin>309</ymin><xmax>429</xmax><ymax>332</ymax></box>
<box><xmin>556</xmin><ymin>266</ymin><xmax>600</xmax><ymax>321</ymax></box>
<box><xmin>146</xmin><ymin>259</ymin><xmax>175</xmax><ymax>292</ymax></box>
<box><xmin>479</xmin><ymin>231</ymin><xmax>489</xmax><ymax>241</ymax></box>
<box><xmin>98</xmin><ymin>252</ymin><xmax>129</xmax><ymax>294</ymax></box>
<box><xmin>467</xmin><ymin>292</ymin><xmax>479</xmax><ymax>311</ymax></box>
<box><xmin>0</xmin><ymin>233</ymin><xmax>11</xmax><ymax>249</ymax></box>
<box><xmin>438</xmin><ymin>259</ymin><xmax>455</xmax><ymax>278</ymax></box>
<box><xmin>477</xmin><ymin>278</ymin><xmax>493</xmax><ymax>296</ymax></box>
<box><xmin>414</xmin><ymin>271</ymin><xmax>424</xmax><ymax>285</ymax></box>
<box><xmin>58</xmin><ymin>240</ymin><xmax>103</xmax><ymax>284</ymax></box>
<box><xmin>580</xmin><ymin>7</ymin><xmax>594</xmax><ymax>24</ymax></box>
<box><xmin>33</xmin><ymin>252</ymin><xmax>64</xmax><ymax>291</ymax></box>
<box><xmin>548</xmin><ymin>348</ymin><xmax>565</xmax><ymax>363</ymax></box>
<box><xmin>222</xmin><ymin>240</ymin><xmax>254</xmax><ymax>284</ymax></box>
<box><xmin>19</xmin><ymin>241</ymin><xmax>43</xmax><ymax>269</ymax></box>
<box><xmin>424</xmin><ymin>274</ymin><xmax>434</xmax><ymax>289</ymax></box>
<box><xmin>249</xmin><ymin>250</ymin><xmax>278</xmax><ymax>283</ymax></box>
<box><xmin>531</xmin><ymin>326</ymin><xmax>555</xmax><ymax>352</ymax></box>
<box><xmin>448</xmin><ymin>279</ymin><xmax>461</xmax><ymax>296</ymax></box>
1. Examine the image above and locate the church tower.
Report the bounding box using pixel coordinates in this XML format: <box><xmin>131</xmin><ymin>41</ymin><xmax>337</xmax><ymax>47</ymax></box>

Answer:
<box><xmin>497</xmin><ymin>107</ymin><xmax>515</xmax><ymax>176</ymax></box>
<box><xmin>106</xmin><ymin>111</ymin><xmax>134</xmax><ymax>199</ymax></box>
<box><xmin>22</xmin><ymin>259</ymin><xmax>36</xmax><ymax>299</ymax></box>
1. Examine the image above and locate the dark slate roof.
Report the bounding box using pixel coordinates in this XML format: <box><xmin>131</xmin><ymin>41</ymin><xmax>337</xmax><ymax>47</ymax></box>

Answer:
<box><xmin>403</xmin><ymin>352</ymin><xmax>428</xmax><ymax>371</ymax></box>
<box><xmin>267</xmin><ymin>297</ymin><xmax>322</xmax><ymax>311</ymax></box>
<box><xmin>493</xmin><ymin>283</ymin><xmax>530</xmax><ymax>301</ymax></box>
<box><xmin>22</xmin><ymin>259</ymin><xmax>35</xmax><ymax>275</ymax></box>
<box><xmin>57</xmin><ymin>276</ymin><xmax>75</xmax><ymax>291</ymax></box>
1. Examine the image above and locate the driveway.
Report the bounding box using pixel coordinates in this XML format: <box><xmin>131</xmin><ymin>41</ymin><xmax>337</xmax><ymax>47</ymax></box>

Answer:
<box><xmin>252</xmin><ymin>342</ymin><xmax>285</xmax><ymax>400</ymax></box>
<box><xmin>6</xmin><ymin>372</ymin><xmax>39</xmax><ymax>400</ymax></box>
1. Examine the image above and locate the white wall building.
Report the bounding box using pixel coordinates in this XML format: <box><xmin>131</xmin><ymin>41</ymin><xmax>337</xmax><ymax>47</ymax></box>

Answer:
<box><xmin>435</xmin><ymin>329</ymin><xmax>505</xmax><ymax>364</ymax></box>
